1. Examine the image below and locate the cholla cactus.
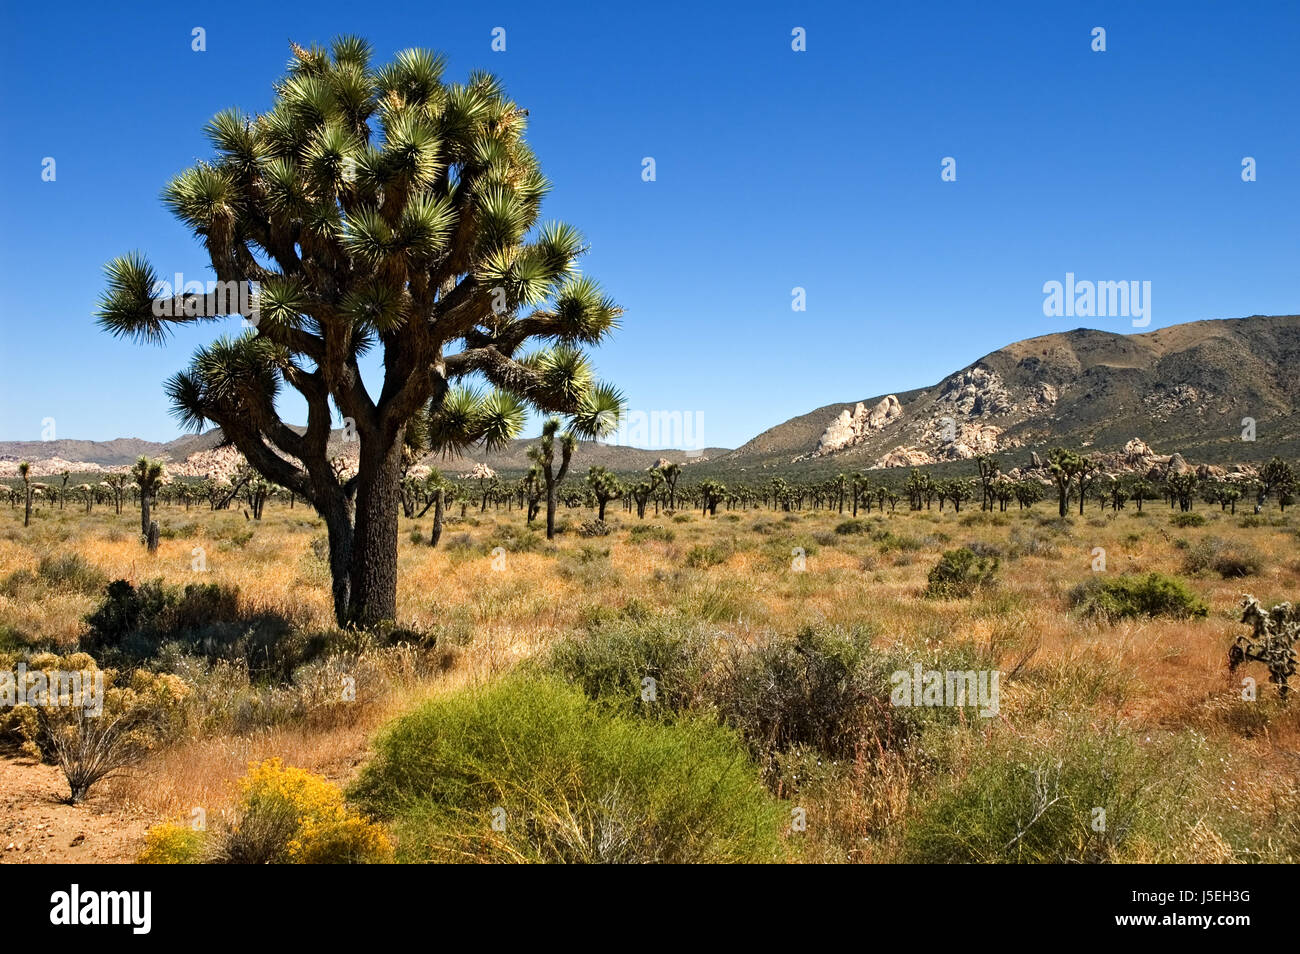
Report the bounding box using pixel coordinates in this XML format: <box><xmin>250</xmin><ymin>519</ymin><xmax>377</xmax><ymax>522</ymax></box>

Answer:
<box><xmin>1228</xmin><ymin>596</ymin><xmax>1299</xmax><ymax>698</ymax></box>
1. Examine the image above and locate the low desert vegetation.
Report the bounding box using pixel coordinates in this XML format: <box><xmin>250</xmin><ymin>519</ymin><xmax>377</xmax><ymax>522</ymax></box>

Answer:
<box><xmin>2</xmin><ymin>451</ymin><xmax>1299</xmax><ymax>863</ymax></box>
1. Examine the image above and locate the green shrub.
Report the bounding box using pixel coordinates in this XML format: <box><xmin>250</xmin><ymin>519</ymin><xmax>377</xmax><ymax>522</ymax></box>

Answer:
<box><xmin>156</xmin><ymin>522</ymin><xmax>201</xmax><ymax>540</ymax></box>
<box><xmin>714</xmin><ymin>626</ymin><xmax>944</xmax><ymax>778</ymax></box>
<box><xmin>834</xmin><ymin>519</ymin><xmax>868</xmax><ymax>535</ymax></box>
<box><xmin>577</xmin><ymin>519</ymin><xmax>612</xmax><ymax>538</ymax></box>
<box><xmin>925</xmin><ymin>547</ymin><xmax>999</xmax><ymax>599</ymax></box>
<box><xmin>685</xmin><ymin>542</ymin><xmax>731</xmax><ymax>568</ymax></box>
<box><xmin>904</xmin><ymin>721</ymin><xmax>1206</xmax><ymax>863</ymax></box>
<box><xmin>873</xmin><ymin>529</ymin><xmax>922</xmax><ymax>553</ymax></box>
<box><xmin>483</xmin><ymin>526</ymin><xmax>546</xmax><ymax>553</ymax></box>
<box><xmin>1171</xmin><ymin>512</ymin><xmax>1206</xmax><ymax>528</ymax></box>
<box><xmin>0</xmin><ymin>568</ymin><xmax>38</xmax><ymax>598</ymax></box>
<box><xmin>628</xmin><ymin>524</ymin><xmax>674</xmax><ymax>543</ymax></box>
<box><xmin>1212</xmin><ymin>550</ymin><xmax>1261</xmax><ymax>579</ymax></box>
<box><xmin>350</xmin><ymin>676</ymin><xmax>786</xmax><ymax>863</ymax></box>
<box><xmin>1069</xmin><ymin>572</ymin><xmax>1208</xmax><ymax>621</ymax></box>
<box><xmin>82</xmin><ymin>579</ymin><xmax>297</xmax><ymax>676</ymax></box>
<box><xmin>546</xmin><ymin>617</ymin><xmax>715</xmax><ymax>717</ymax></box>
<box><xmin>557</xmin><ymin>546</ymin><xmax>617</xmax><ymax>587</ymax></box>
<box><xmin>224</xmin><ymin>529</ymin><xmax>255</xmax><ymax>549</ymax></box>
<box><xmin>960</xmin><ymin>512</ymin><xmax>1008</xmax><ymax>527</ymax></box>
<box><xmin>1179</xmin><ymin>536</ymin><xmax>1257</xmax><ymax>577</ymax></box>
<box><xmin>36</xmin><ymin>554</ymin><xmax>108</xmax><ymax>595</ymax></box>
<box><xmin>1007</xmin><ymin>527</ymin><xmax>1060</xmax><ymax>559</ymax></box>
<box><xmin>673</xmin><ymin>576</ymin><xmax>755</xmax><ymax>623</ymax></box>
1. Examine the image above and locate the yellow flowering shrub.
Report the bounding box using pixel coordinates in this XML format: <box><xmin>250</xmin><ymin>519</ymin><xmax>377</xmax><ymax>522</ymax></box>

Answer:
<box><xmin>293</xmin><ymin>815</ymin><xmax>396</xmax><ymax>864</ymax></box>
<box><xmin>223</xmin><ymin>759</ymin><xmax>393</xmax><ymax>864</ymax></box>
<box><xmin>138</xmin><ymin>823</ymin><xmax>206</xmax><ymax>864</ymax></box>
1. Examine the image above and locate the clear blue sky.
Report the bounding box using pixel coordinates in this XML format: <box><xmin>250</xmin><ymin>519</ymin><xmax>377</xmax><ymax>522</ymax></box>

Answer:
<box><xmin>1</xmin><ymin>0</ymin><xmax>1297</xmax><ymax>448</ymax></box>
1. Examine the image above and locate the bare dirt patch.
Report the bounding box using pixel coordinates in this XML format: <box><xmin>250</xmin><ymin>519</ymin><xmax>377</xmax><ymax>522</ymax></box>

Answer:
<box><xmin>0</xmin><ymin>757</ymin><xmax>151</xmax><ymax>864</ymax></box>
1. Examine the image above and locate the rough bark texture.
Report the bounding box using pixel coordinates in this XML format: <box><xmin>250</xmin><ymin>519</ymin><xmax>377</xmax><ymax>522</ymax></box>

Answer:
<box><xmin>430</xmin><ymin>489</ymin><xmax>445</xmax><ymax>548</ymax></box>
<box><xmin>346</xmin><ymin>435</ymin><xmax>404</xmax><ymax>626</ymax></box>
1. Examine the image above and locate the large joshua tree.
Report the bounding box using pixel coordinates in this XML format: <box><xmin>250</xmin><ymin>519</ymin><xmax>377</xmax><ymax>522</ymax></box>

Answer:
<box><xmin>97</xmin><ymin>37</ymin><xmax>623</xmax><ymax>626</ymax></box>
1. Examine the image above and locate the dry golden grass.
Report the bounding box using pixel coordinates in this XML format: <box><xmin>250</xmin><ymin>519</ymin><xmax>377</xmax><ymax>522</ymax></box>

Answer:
<box><xmin>2</xmin><ymin>494</ymin><xmax>1298</xmax><ymax>861</ymax></box>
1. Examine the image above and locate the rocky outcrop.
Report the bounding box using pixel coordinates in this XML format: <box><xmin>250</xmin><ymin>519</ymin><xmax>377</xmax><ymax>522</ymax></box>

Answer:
<box><xmin>938</xmin><ymin>422</ymin><xmax>1002</xmax><ymax>461</ymax></box>
<box><xmin>814</xmin><ymin>395</ymin><xmax>902</xmax><ymax>455</ymax></box>
<box><xmin>1123</xmin><ymin>438</ymin><xmax>1153</xmax><ymax>461</ymax></box>
<box><xmin>1144</xmin><ymin>384</ymin><xmax>1204</xmax><ymax>418</ymax></box>
<box><xmin>873</xmin><ymin>446</ymin><xmax>937</xmax><ymax>468</ymax></box>
<box><xmin>0</xmin><ymin>456</ymin><xmax>111</xmax><ymax>478</ymax></box>
<box><xmin>938</xmin><ymin>367</ymin><xmax>1013</xmax><ymax>417</ymax></box>
<box><xmin>1007</xmin><ymin>438</ymin><xmax>1261</xmax><ymax>486</ymax></box>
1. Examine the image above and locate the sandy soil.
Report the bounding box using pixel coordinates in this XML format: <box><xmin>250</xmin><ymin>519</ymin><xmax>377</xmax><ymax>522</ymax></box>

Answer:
<box><xmin>0</xmin><ymin>757</ymin><xmax>151</xmax><ymax>864</ymax></box>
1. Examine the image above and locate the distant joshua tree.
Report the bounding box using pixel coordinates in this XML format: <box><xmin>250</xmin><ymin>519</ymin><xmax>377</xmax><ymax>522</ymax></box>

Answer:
<box><xmin>1259</xmin><ymin>457</ymin><xmax>1296</xmax><ymax>511</ymax></box>
<box><xmin>586</xmin><ymin>465</ymin><xmax>623</xmax><ymax>521</ymax></box>
<box><xmin>417</xmin><ymin>469</ymin><xmax>454</xmax><ymax>547</ymax></box>
<box><xmin>130</xmin><ymin>456</ymin><xmax>165</xmax><ymax>540</ymax></box>
<box><xmin>631</xmin><ymin>470</ymin><xmax>662</xmax><ymax>519</ymax></box>
<box><xmin>698</xmin><ymin>479</ymin><xmax>726</xmax><ymax>516</ymax></box>
<box><xmin>1166</xmin><ymin>471</ymin><xmax>1199</xmax><ymax>512</ymax></box>
<box><xmin>18</xmin><ymin>461</ymin><xmax>32</xmax><ymax>527</ymax></box>
<box><xmin>658</xmin><ymin>462</ymin><xmax>681</xmax><ymax>511</ymax></box>
<box><xmin>104</xmin><ymin>473</ymin><xmax>130</xmax><ymax>515</ymax></box>
<box><xmin>1047</xmin><ymin>448</ymin><xmax>1083</xmax><ymax>518</ymax></box>
<box><xmin>530</xmin><ymin>407</ymin><xmax>621</xmax><ymax>539</ymax></box>
<box><xmin>975</xmin><ymin>454</ymin><xmax>999</xmax><ymax>511</ymax></box>
<box><xmin>1127</xmin><ymin>478</ymin><xmax>1155</xmax><ymax>512</ymax></box>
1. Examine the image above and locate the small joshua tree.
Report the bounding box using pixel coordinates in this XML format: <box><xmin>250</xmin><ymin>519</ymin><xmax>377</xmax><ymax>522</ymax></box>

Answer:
<box><xmin>586</xmin><ymin>465</ymin><xmax>623</xmax><ymax>521</ymax></box>
<box><xmin>529</xmin><ymin>406</ymin><xmax>621</xmax><ymax>539</ymax></box>
<box><xmin>698</xmin><ymin>479</ymin><xmax>726</xmax><ymax>516</ymax></box>
<box><xmin>1228</xmin><ymin>596</ymin><xmax>1299</xmax><ymax>699</ymax></box>
<box><xmin>18</xmin><ymin>461</ymin><xmax>32</xmax><ymax>527</ymax></box>
<box><xmin>131</xmin><ymin>456</ymin><xmax>166</xmax><ymax>540</ymax></box>
<box><xmin>1047</xmin><ymin>448</ymin><xmax>1082</xmax><ymax>518</ymax></box>
<box><xmin>631</xmin><ymin>470</ymin><xmax>661</xmax><ymax>519</ymax></box>
<box><xmin>658</xmin><ymin>461</ymin><xmax>681</xmax><ymax>511</ymax></box>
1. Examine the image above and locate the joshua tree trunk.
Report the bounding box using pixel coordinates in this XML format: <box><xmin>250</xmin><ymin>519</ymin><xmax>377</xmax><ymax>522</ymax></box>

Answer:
<box><xmin>346</xmin><ymin>435</ymin><xmax>404</xmax><ymax>627</ymax></box>
<box><xmin>598</xmin><ymin>498</ymin><xmax>608</xmax><ymax>521</ymax></box>
<box><xmin>430</xmin><ymin>489</ymin><xmax>445</xmax><ymax>548</ymax></box>
<box><xmin>140</xmin><ymin>494</ymin><xmax>152</xmax><ymax>538</ymax></box>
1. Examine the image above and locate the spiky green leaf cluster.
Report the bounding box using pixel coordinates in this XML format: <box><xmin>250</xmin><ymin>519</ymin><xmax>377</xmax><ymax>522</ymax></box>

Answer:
<box><xmin>96</xmin><ymin>36</ymin><xmax>624</xmax><ymax>504</ymax></box>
